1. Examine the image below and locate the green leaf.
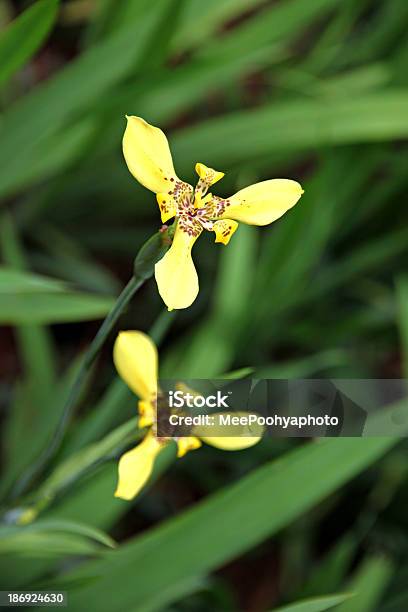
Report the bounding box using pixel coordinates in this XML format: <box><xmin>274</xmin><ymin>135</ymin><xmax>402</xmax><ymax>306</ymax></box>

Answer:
<box><xmin>0</xmin><ymin>267</ymin><xmax>115</xmax><ymax>323</ymax></box>
<box><xmin>257</xmin><ymin>350</ymin><xmax>348</xmax><ymax>378</ymax></box>
<box><xmin>0</xmin><ymin>533</ymin><xmax>99</xmax><ymax>557</ymax></box>
<box><xmin>0</xmin><ymin>219</ymin><xmax>61</xmax><ymax>498</ymax></box>
<box><xmin>0</xmin><ymin>291</ymin><xmax>115</xmax><ymax>324</ymax></box>
<box><xmin>396</xmin><ymin>275</ymin><xmax>408</xmax><ymax>378</ymax></box>
<box><xmin>337</xmin><ymin>556</ymin><xmax>393</xmax><ymax>612</ymax></box>
<box><xmin>171</xmin><ymin>0</ymin><xmax>266</xmax><ymax>52</ymax></box>
<box><xmin>0</xmin><ymin>0</ymin><xmax>59</xmax><ymax>87</ymax></box>
<box><xmin>0</xmin><ymin>119</ymin><xmax>97</xmax><ymax>197</ymax></box>
<box><xmin>32</xmin><ymin>223</ymin><xmax>121</xmax><ymax>295</ymax></box>
<box><xmin>0</xmin><ymin>519</ymin><xmax>114</xmax><ymax>558</ymax></box>
<box><xmin>172</xmin><ymin>91</ymin><xmax>408</xmax><ymax>171</ymax></box>
<box><xmin>271</xmin><ymin>593</ymin><xmax>353</xmax><ymax>612</ymax></box>
<box><xmin>195</xmin><ymin>0</ymin><xmax>341</xmax><ymax>61</ymax></box>
<box><xmin>299</xmin><ymin>537</ymin><xmax>356</xmax><ymax>600</ymax></box>
<box><xmin>33</xmin><ymin>418</ymin><xmax>138</xmax><ymax>503</ymax></box>
<box><xmin>83</xmin><ymin>0</ymin><xmax>157</xmax><ymax>46</ymax></box>
<box><xmin>27</xmin><ymin>519</ymin><xmax>115</xmax><ymax>549</ymax></box>
<box><xmin>0</xmin><ymin>0</ymin><xmax>172</xmax><ymax>199</ymax></box>
<box><xmin>308</xmin><ymin>227</ymin><xmax>408</xmax><ymax>307</ymax></box>
<box><xmin>0</xmin><ymin>358</ymin><xmax>83</xmax><ymax>498</ymax></box>
<box><xmin>56</xmin><ymin>433</ymin><xmax>399</xmax><ymax>611</ymax></box>
<box><xmin>0</xmin><ymin>265</ymin><xmax>66</xmax><ymax>293</ymax></box>
<box><xmin>0</xmin><ymin>219</ymin><xmax>56</xmax><ymax>407</ymax></box>
<box><xmin>135</xmin><ymin>47</ymin><xmax>278</xmax><ymax>126</ymax></box>
<box><xmin>45</xmin><ymin>463</ymin><xmax>127</xmax><ymax>530</ymax></box>
<box><xmin>63</xmin><ymin>378</ymin><xmax>132</xmax><ymax>455</ymax></box>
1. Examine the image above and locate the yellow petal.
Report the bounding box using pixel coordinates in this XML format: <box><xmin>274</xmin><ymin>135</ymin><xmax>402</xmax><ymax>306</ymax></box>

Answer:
<box><xmin>177</xmin><ymin>436</ymin><xmax>202</xmax><ymax>458</ymax></box>
<box><xmin>156</xmin><ymin>193</ymin><xmax>177</xmax><ymax>223</ymax></box>
<box><xmin>194</xmin><ymin>411</ymin><xmax>264</xmax><ymax>450</ymax></box>
<box><xmin>114</xmin><ymin>432</ymin><xmax>163</xmax><ymax>500</ymax></box>
<box><xmin>195</xmin><ymin>162</ymin><xmax>224</xmax><ymax>187</ymax></box>
<box><xmin>123</xmin><ymin>116</ymin><xmax>178</xmax><ymax>194</ymax></box>
<box><xmin>201</xmin><ymin>436</ymin><xmax>261</xmax><ymax>450</ymax></box>
<box><xmin>193</xmin><ymin>192</ymin><xmax>213</xmax><ymax>209</ymax></box>
<box><xmin>113</xmin><ymin>331</ymin><xmax>158</xmax><ymax>400</ymax></box>
<box><xmin>212</xmin><ymin>219</ymin><xmax>239</xmax><ymax>245</ymax></box>
<box><xmin>154</xmin><ymin>222</ymin><xmax>201</xmax><ymax>310</ymax></box>
<box><xmin>222</xmin><ymin>179</ymin><xmax>303</xmax><ymax>225</ymax></box>
<box><xmin>138</xmin><ymin>400</ymin><xmax>155</xmax><ymax>428</ymax></box>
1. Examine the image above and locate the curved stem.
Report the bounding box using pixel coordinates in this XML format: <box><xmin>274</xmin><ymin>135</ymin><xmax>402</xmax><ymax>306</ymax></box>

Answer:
<box><xmin>11</xmin><ymin>275</ymin><xmax>144</xmax><ymax>498</ymax></box>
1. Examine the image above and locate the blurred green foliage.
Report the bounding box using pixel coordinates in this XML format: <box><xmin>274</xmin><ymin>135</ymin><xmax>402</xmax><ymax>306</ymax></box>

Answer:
<box><xmin>1</xmin><ymin>0</ymin><xmax>408</xmax><ymax>610</ymax></box>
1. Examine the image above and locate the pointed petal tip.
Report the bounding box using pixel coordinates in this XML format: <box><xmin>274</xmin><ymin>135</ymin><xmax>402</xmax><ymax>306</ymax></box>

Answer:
<box><xmin>276</xmin><ymin>178</ymin><xmax>303</xmax><ymax>193</ymax></box>
<box><xmin>195</xmin><ymin>162</ymin><xmax>225</xmax><ymax>186</ymax></box>
<box><xmin>114</xmin><ymin>489</ymin><xmax>133</xmax><ymax>501</ymax></box>
<box><xmin>176</xmin><ymin>436</ymin><xmax>202</xmax><ymax>457</ymax></box>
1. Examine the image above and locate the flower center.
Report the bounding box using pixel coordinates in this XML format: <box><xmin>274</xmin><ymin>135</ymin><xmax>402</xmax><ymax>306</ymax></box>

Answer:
<box><xmin>167</xmin><ymin>169</ymin><xmax>229</xmax><ymax>237</ymax></box>
<box><xmin>184</xmin><ymin>177</ymin><xmax>217</xmax><ymax>230</ymax></box>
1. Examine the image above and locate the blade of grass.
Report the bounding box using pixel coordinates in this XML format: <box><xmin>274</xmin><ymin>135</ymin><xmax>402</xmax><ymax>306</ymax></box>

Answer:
<box><xmin>271</xmin><ymin>593</ymin><xmax>353</xmax><ymax>612</ymax></box>
<box><xmin>55</xmin><ymin>427</ymin><xmax>402</xmax><ymax>610</ymax></box>
<box><xmin>0</xmin><ymin>290</ymin><xmax>115</xmax><ymax>324</ymax></box>
<box><xmin>171</xmin><ymin>0</ymin><xmax>266</xmax><ymax>52</ymax></box>
<box><xmin>0</xmin><ymin>118</ymin><xmax>97</xmax><ymax>198</ymax></box>
<box><xmin>0</xmin><ymin>216</ymin><xmax>56</xmax><ymax>399</ymax></box>
<box><xmin>396</xmin><ymin>276</ymin><xmax>408</xmax><ymax>378</ymax></box>
<box><xmin>0</xmin><ymin>357</ymin><xmax>82</xmax><ymax>498</ymax></box>
<box><xmin>0</xmin><ymin>519</ymin><xmax>115</xmax><ymax>553</ymax></box>
<box><xmin>0</xmin><ymin>216</ymin><xmax>59</xmax><ymax>498</ymax></box>
<box><xmin>336</xmin><ymin>556</ymin><xmax>393</xmax><ymax>612</ymax></box>
<box><xmin>299</xmin><ymin>537</ymin><xmax>356</xmax><ymax>600</ymax></box>
<box><xmin>196</xmin><ymin>0</ymin><xmax>341</xmax><ymax>61</ymax></box>
<box><xmin>0</xmin><ymin>0</ymin><xmax>59</xmax><ymax>87</ymax></box>
<box><xmin>0</xmin><ymin>0</ymin><xmax>172</xmax><ymax>199</ymax></box>
<box><xmin>256</xmin><ymin>351</ymin><xmax>349</xmax><ymax>379</ymax></box>
<box><xmin>172</xmin><ymin>91</ymin><xmax>408</xmax><ymax>172</ymax></box>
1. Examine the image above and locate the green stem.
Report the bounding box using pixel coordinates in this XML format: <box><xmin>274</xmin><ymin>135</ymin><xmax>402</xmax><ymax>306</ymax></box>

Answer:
<box><xmin>10</xmin><ymin>227</ymin><xmax>174</xmax><ymax>499</ymax></box>
<box><xmin>11</xmin><ymin>275</ymin><xmax>143</xmax><ymax>498</ymax></box>
<box><xmin>3</xmin><ymin>307</ymin><xmax>178</xmax><ymax>521</ymax></box>
<box><xmin>2</xmin><ymin>419</ymin><xmax>142</xmax><ymax>524</ymax></box>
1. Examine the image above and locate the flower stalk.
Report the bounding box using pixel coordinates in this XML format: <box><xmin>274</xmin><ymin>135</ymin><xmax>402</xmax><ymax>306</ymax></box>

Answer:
<box><xmin>11</xmin><ymin>228</ymin><xmax>174</xmax><ymax>499</ymax></box>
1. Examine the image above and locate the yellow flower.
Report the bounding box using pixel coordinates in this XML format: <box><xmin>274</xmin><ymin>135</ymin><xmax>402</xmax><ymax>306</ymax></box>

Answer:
<box><xmin>113</xmin><ymin>331</ymin><xmax>263</xmax><ymax>500</ymax></box>
<box><xmin>123</xmin><ymin>116</ymin><xmax>304</xmax><ymax>310</ymax></box>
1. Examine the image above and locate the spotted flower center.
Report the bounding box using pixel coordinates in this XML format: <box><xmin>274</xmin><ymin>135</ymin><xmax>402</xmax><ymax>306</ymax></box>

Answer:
<box><xmin>176</xmin><ymin>179</ymin><xmax>219</xmax><ymax>237</ymax></box>
<box><xmin>158</xmin><ymin>163</ymin><xmax>232</xmax><ymax>239</ymax></box>
<box><xmin>139</xmin><ymin>391</ymin><xmax>201</xmax><ymax>457</ymax></box>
